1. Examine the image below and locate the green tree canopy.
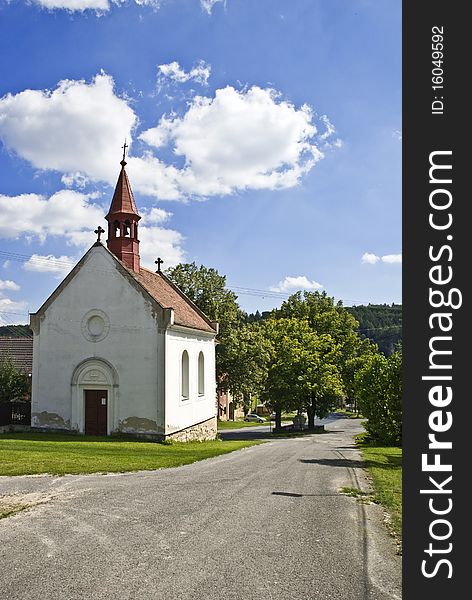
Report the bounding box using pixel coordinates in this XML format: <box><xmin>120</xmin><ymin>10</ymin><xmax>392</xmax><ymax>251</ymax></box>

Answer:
<box><xmin>275</xmin><ymin>291</ymin><xmax>364</xmax><ymax>405</ymax></box>
<box><xmin>353</xmin><ymin>350</ymin><xmax>402</xmax><ymax>445</ymax></box>
<box><xmin>218</xmin><ymin>322</ymin><xmax>271</xmax><ymax>411</ymax></box>
<box><xmin>0</xmin><ymin>355</ymin><xmax>30</xmax><ymax>403</ymax></box>
<box><xmin>165</xmin><ymin>262</ymin><xmax>243</xmax><ymax>338</ymax></box>
<box><xmin>261</xmin><ymin>317</ymin><xmax>344</xmax><ymax>428</ymax></box>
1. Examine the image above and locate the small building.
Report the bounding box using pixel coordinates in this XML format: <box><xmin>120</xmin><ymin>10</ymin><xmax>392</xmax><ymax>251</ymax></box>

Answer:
<box><xmin>0</xmin><ymin>337</ymin><xmax>33</xmax><ymax>378</ymax></box>
<box><xmin>217</xmin><ymin>388</ymin><xmax>244</xmax><ymax>421</ymax></box>
<box><xmin>29</xmin><ymin>156</ymin><xmax>218</xmax><ymax>441</ymax></box>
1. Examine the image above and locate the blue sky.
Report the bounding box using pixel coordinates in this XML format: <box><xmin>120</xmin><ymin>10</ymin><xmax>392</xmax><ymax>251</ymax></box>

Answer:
<box><xmin>0</xmin><ymin>0</ymin><xmax>401</xmax><ymax>323</ymax></box>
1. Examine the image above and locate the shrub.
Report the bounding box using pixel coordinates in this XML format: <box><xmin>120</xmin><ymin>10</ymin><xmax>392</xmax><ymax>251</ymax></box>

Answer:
<box><xmin>0</xmin><ymin>355</ymin><xmax>30</xmax><ymax>403</ymax></box>
<box><xmin>354</xmin><ymin>350</ymin><xmax>402</xmax><ymax>445</ymax></box>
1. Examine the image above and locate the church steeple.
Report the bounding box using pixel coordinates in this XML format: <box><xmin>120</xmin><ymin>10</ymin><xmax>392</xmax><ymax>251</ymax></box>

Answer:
<box><xmin>105</xmin><ymin>145</ymin><xmax>141</xmax><ymax>273</ymax></box>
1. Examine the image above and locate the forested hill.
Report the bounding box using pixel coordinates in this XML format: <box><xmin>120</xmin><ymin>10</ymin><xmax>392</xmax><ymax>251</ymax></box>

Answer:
<box><xmin>0</xmin><ymin>325</ymin><xmax>32</xmax><ymax>338</ymax></box>
<box><xmin>245</xmin><ymin>304</ymin><xmax>402</xmax><ymax>356</ymax></box>
<box><xmin>347</xmin><ymin>304</ymin><xmax>402</xmax><ymax>355</ymax></box>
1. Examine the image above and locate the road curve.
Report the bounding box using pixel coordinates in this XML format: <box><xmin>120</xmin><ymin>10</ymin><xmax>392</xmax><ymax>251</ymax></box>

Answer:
<box><xmin>0</xmin><ymin>417</ymin><xmax>401</xmax><ymax>600</ymax></box>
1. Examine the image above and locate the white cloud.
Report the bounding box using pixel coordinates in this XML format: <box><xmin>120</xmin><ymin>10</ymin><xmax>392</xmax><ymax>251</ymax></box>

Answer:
<box><xmin>362</xmin><ymin>252</ymin><xmax>402</xmax><ymax>265</ymax></box>
<box><xmin>126</xmin><ymin>153</ymin><xmax>182</xmax><ymax>200</ymax></box>
<box><xmin>0</xmin><ymin>191</ymin><xmax>184</xmax><ymax>271</ymax></box>
<box><xmin>0</xmin><ymin>280</ymin><xmax>20</xmax><ymax>292</ymax></box>
<box><xmin>319</xmin><ymin>114</ymin><xmax>336</xmax><ymax>140</ymax></box>
<box><xmin>392</xmin><ymin>129</ymin><xmax>402</xmax><ymax>141</ymax></box>
<box><xmin>31</xmin><ymin>1</ymin><xmax>213</xmax><ymax>13</ymax></box>
<box><xmin>1</xmin><ymin>75</ymin><xmax>330</xmax><ymax>201</ymax></box>
<box><xmin>0</xmin><ymin>190</ymin><xmax>106</xmax><ymax>245</ymax></box>
<box><xmin>158</xmin><ymin>60</ymin><xmax>211</xmax><ymax>86</ymax></box>
<box><xmin>32</xmin><ymin>0</ymin><xmax>163</xmax><ymax>11</ymax></box>
<box><xmin>61</xmin><ymin>172</ymin><xmax>90</xmax><ymax>189</ymax></box>
<box><xmin>0</xmin><ymin>190</ymin><xmax>185</xmax><ymax>270</ymax></box>
<box><xmin>139</xmin><ymin>226</ymin><xmax>185</xmax><ymax>269</ymax></box>
<box><xmin>0</xmin><ymin>297</ymin><xmax>28</xmax><ymax>314</ymax></box>
<box><xmin>33</xmin><ymin>0</ymin><xmax>110</xmax><ymax>10</ymax></box>
<box><xmin>270</xmin><ymin>275</ymin><xmax>323</xmax><ymax>293</ymax></box>
<box><xmin>0</xmin><ymin>73</ymin><xmax>136</xmax><ymax>185</ymax></box>
<box><xmin>361</xmin><ymin>252</ymin><xmax>380</xmax><ymax>265</ymax></box>
<box><xmin>23</xmin><ymin>254</ymin><xmax>76</xmax><ymax>278</ymax></box>
<box><xmin>200</xmin><ymin>0</ymin><xmax>225</xmax><ymax>14</ymax></box>
<box><xmin>140</xmin><ymin>85</ymin><xmax>324</xmax><ymax>198</ymax></box>
<box><xmin>141</xmin><ymin>207</ymin><xmax>173</xmax><ymax>224</ymax></box>
<box><xmin>381</xmin><ymin>254</ymin><xmax>402</xmax><ymax>264</ymax></box>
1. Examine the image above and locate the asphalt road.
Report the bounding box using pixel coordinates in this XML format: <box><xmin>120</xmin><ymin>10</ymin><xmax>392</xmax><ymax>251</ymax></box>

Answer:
<box><xmin>0</xmin><ymin>417</ymin><xmax>401</xmax><ymax>600</ymax></box>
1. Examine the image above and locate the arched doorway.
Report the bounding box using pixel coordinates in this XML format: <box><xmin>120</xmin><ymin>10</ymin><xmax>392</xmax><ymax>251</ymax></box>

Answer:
<box><xmin>71</xmin><ymin>358</ymin><xmax>119</xmax><ymax>435</ymax></box>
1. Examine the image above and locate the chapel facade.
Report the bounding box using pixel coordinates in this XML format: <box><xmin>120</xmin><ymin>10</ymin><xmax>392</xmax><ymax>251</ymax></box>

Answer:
<box><xmin>29</xmin><ymin>155</ymin><xmax>218</xmax><ymax>441</ymax></box>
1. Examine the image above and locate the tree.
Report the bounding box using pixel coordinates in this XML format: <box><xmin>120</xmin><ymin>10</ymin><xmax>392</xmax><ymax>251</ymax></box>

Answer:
<box><xmin>261</xmin><ymin>317</ymin><xmax>344</xmax><ymax>429</ymax></box>
<box><xmin>0</xmin><ymin>355</ymin><xmax>30</xmax><ymax>403</ymax></box>
<box><xmin>218</xmin><ymin>323</ymin><xmax>271</xmax><ymax>413</ymax></box>
<box><xmin>165</xmin><ymin>262</ymin><xmax>243</xmax><ymax>339</ymax></box>
<box><xmin>353</xmin><ymin>350</ymin><xmax>402</xmax><ymax>445</ymax></box>
<box><xmin>343</xmin><ymin>337</ymin><xmax>379</xmax><ymax>414</ymax></box>
<box><xmin>276</xmin><ymin>291</ymin><xmax>362</xmax><ymax>395</ymax></box>
<box><xmin>348</xmin><ymin>304</ymin><xmax>402</xmax><ymax>355</ymax></box>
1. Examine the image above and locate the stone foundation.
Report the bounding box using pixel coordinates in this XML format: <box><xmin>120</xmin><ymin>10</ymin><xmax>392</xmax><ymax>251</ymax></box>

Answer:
<box><xmin>166</xmin><ymin>416</ymin><xmax>217</xmax><ymax>442</ymax></box>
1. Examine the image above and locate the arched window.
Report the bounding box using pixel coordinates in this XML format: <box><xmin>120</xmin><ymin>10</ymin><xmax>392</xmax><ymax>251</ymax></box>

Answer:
<box><xmin>198</xmin><ymin>352</ymin><xmax>205</xmax><ymax>396</ymax></box>
<box><xmin>113</xmin><ymin>220</ymin><xmax>120</xmax><ymax>237</ymax></box>
<box><xmin>124</xmin><ymin>220</ymin><xmax>131</xmax><ymax>238</ymax></box>
<box><xmin>181</xmin><ymin>350</ymin><xmax>189</xmax><ymax>400</ymax></box>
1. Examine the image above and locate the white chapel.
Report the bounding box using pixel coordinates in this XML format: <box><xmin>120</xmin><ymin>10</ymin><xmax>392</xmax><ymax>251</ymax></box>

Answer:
<box><xmin>29</xmin><ymin>155</ymin><xmax>218</xmax><ymax>441</ymax></box>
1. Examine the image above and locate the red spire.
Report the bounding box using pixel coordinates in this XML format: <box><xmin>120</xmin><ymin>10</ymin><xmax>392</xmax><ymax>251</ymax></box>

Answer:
<box><xmin>105</xmin><ymin>159</ymin><xmax>140</xmax><ymax>219</ymax></box>
<box><xmin>105</xmin><ymin>151</ymin><xmax>141</xmax><ymax>273</ymax></box>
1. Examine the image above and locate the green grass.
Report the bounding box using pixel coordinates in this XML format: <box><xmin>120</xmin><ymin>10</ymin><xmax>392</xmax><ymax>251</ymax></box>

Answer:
<box><xmin>0</xmin><ymin>433</ymin><xmax>261</xmax><ymax>476</ymax></box>
<box><xmin>217</xmin><ymin>413</ymin><xmax>297</xmax><ymax>429</ymax></box>
<box><xmin>0</xmin><ymin>503</ymin><xmax>29</xmax><ymax>519</ymax></box>
<box><xmin>217</xmin><ymin>419</ymin><xmax>268</xmax><ymax>429</ymax></box>
<box><xmin>340</xmin><ymin>486</ymin><xmax>373</xmax><ymax>503</ymax></box>
<box><xmin>335</xmin><ymin>408</ymin><xmax>364</xmax><ymax>419</ymax></box>
<box><xmin>357</xmin><ymin>435</ymin><xmax>402</xmax><ymax>540</ymax></box>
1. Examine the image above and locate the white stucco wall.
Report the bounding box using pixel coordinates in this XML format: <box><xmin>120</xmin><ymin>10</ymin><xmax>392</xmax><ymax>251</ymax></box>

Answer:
<box><xmin>31</xmin><ymin>246</ymin><xmax>165</xmax><ymax>435</ymax></box>
<box><xmin>31</xmin><ymin>244</ymin><xmax>217</xmax><ymax>438</ymax></box>
<box><xmin>164</xmin><ymin>327</ymin><xmax>216</xmax><ymax>435</ymax></box>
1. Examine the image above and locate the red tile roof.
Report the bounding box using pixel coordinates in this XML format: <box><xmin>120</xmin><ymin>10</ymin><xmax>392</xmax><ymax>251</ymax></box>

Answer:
<box><xmin>0</xmin><ymin>337</ymin><xmax>33</xmax><ymax>374</ymax></box>
<box><xmin>106</xmin><ymin>162</ymin><xmax>139</xmax><ymax>218</ymax></box>
<box><xmin>125</xmin><ymin>265</ymin><xmax>217</xmax><ymax>334</ymax></box>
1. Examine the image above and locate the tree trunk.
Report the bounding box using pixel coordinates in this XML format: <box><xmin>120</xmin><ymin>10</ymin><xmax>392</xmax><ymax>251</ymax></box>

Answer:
<box><xmin>275</xmin><ymin>408</ymin><xmax>282</xmax><ymax>430</ymax></box>
<box><xmin>307</xmin><ymin>391</ymin><xmax>316</xmax><ymax>429</ymax></box>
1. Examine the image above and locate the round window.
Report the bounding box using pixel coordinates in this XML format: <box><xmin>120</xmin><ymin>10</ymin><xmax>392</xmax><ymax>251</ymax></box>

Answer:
<box><xmin>88</xmin><ymin>315</ymin><xmax>105</xmax><ymax>336</ymax></box>
<box><xmin>81</xmin><ymin>310</ymin><xmax>110</xmax><ymax>342</ymax></box>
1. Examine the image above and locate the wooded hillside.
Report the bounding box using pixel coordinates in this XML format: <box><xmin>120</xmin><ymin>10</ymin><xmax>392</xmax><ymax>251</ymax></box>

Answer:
<box><xmin>347</xmin><ymin>304</ymin><xmax>402</xmax><ymax>355</ymax></box>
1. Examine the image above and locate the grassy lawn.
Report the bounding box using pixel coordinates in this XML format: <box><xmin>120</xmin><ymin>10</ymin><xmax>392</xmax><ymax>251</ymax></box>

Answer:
<box><xmin>335</xmin><ymin>408</ymin><xmax>364</xmax><ymax>419</ymax></box>
<box><xmin>357</xmin><ymin>436</ymin><xmax>402</xmax><ymax>540</ymax></box>
<box><xmin>0</xmin><ymin>503</ymin><xmax>28</xmax><ymax>520</ymax></box>
<box><xmin>0</xmin><ymin>433</ymin><xmax>260</xmax><ymax>477</ymax></box>
<box><xmin>217</xmin><ymin>413</ymin><xmax>296</xmax><ymax>429</ymax></box>
<box><xmin>217</xmin><ymin>419</ymin><xmax>268</xmax><ymax>429</ymax></box>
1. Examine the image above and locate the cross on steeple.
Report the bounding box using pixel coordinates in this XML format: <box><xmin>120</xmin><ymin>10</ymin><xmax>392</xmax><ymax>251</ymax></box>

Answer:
<box><xmin>94</xmin><ymin>226</ymin><xmax>105</xmax><ymax>242</ymax></box>
<box><xmin>121</xmin><ymin>140</ymin><xmax>128</xmax><ymax>164</ymax></box>
<box><xmin>155</xmin><ymin>257</ymin><xmax>164</xmax><ymax>272</ymax></box>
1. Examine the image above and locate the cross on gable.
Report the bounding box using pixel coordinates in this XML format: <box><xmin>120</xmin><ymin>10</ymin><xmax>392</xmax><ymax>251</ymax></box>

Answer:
<box><xmin>155</xmin><ymin>257</ymin><xmax>164</xmax><ymax>272</ymax></box>
<box><xmin>95</xmin><ymin>226</ymin><xmax>105</xmax><ymax>242</ymax></box>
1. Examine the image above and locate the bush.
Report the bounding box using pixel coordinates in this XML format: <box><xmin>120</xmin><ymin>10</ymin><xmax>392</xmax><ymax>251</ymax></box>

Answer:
<box><xmin>354</xmin><ymin>351</ymin><xmax>402</xmax><ymax>445</ymax></box>
<box><xmin>0</xmin><ymin>355</ymin><xmax>30</xmax><ymax>403</ymax></box>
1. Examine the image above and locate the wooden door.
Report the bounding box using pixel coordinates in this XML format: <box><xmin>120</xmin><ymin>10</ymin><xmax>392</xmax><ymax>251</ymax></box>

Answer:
<box><xmin>84</xmin><ymin>390</ymin><xmax>108</xmax><ymax>435</ymax></box>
